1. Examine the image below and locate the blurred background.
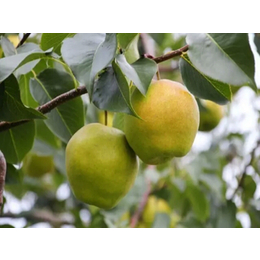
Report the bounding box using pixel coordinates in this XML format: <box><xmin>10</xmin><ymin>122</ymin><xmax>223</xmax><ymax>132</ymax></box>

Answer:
<box><xmin>1</xmin><ymin>33</ymin><xmax>260</xmax><ymax>228</ymax></box>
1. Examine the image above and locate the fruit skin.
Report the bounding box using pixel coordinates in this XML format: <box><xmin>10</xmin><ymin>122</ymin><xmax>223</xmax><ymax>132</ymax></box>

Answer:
<box><xmin>23</xmin><ymin>153</ymin><xmax>54</xmax><ymax>178</ymax></box>
<box><xmin>142</xmin><ymin>196</ymin><xmax>171</xmax><ymax>227</ymax></box>
<box><xmin>65</xmin><ymin>123</ymin><xmax>139</xmax><ymax>210</ymax></box>
<box><xmin>124</xmin><ymin>79</ymin><xmax>199</xmax><ymax>165</ymax></box>
<box><xmin>199</xmin><ymin>100</ymin><xmax>224</xmax><ymax>132</ymax></box>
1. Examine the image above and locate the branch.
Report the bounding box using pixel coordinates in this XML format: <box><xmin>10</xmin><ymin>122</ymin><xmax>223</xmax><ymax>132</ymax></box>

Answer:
<box><xmin>231</xmin><ymin>139</ymin><xmax>260</xmax><ymax>200</ymax></box>
<box><xmin>16</xmin><ymin>33</ymin><xmax>31</xmax><ymax>48</ymax></box>
<box><xmin>0</xmin><ymin>151</ymin><xmax>6</xmax><ymax>210</ymax></box>
<box><xmin>152</xmin><ymin>45</ymin><xmax>188</xmax><ymax>63</ymax></box>
<box><xmin>0</xmin><ymin>85</ymin><xmax>87</xmax><ymax>132</ymax></box>
<box><xmin>130</xmin><ymin>179</ymin><xmax>151</xmax><ymax>228</ymax></box>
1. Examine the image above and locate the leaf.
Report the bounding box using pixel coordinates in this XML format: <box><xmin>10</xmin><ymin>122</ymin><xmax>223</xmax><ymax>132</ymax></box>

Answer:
<box><xmin>117</xmin><ymin>33</ymin><xmax>139</xmax><ymax>49</ymax></box>
<box><xmin>0</xmin><ymin>74</ymin><xmax>45</xmax><ymax>122</ymax></box>
<box><xmin>61</xmin><ymin>33</ymin><xmax>117</xmax><ymax>97</ymax></box>
<box><xmin>30</xmin><ymin>69</ymin><xmax>85</xmax><ymax>143</ymax></box>
<box><xmin>0</xmin><ymin>48</ymin><xmax>50</xmax><ymax>83</ymax></box>
<box><xmin>0</xmin><ymin>36</ymin><xmax>16</xmax><ymax>56</ymax></box>
<box><xmin>242</xmin><ymin>175</ymin><xmax>256</xmax><ymax>203</ymax></box>
<box><xmin>254</xmin><ymin>33</ymin><xmax>260</xmax><ymax>55</ymax></box>
<box><xmin>5</xmin><ymin>163</ymin><xmax>23</xmax><ymax>184</ymax></box>
<box><xmin>179</xmin><ymin>54</ymin><xmax>231</xmax><ymax>104</ymax></box>
<box><xmin>186</xmin><ymin>184</ymin><xmax>210</xmax><ymax>222</ymax></box>
<box><xmin>116</xmin><ymin>54</ymin><xmax>157</xmax><ymax>95</ymax></box>
<box><xmin>0</xmin><ymin>121</ymin><xmax>35</xmax><ymax>164</ymax></box>
<box><xmin>113</xmin><ymin>113</ymin><xmax>125</xmax><ymax>132</ymax></box>
<box><xmin>152</xmin><ymin>213</ymin><xmax>171</xmax><ymax>228</ymax></box>
<box><xmin>186</xmin><ymin>33</ymin><xmax>256</xmax><ymax>89</ymax></box>
<box><xmin>216</xmin><ymin>200</ymin><xmax>236</xmax><ymax>228</ymax></box>
<box><xmin>41</xmin><ymin>33</ymin><xmax>75</xmax><ymax>52</ymax></box>
<box><xmin>92</xmin><ymin>64</ymin><xmax>138</xmax><ymax>116</ymax></box>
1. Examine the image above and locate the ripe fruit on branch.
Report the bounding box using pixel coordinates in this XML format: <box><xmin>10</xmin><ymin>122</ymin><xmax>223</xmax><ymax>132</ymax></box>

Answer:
<box><xmin>199</xmin><ymin>100</ymin><xmax>224</xmax><ymax>132</ymax></box>
<box><xmin>124</xmin><ymin>79</ymin><xmax>199</xmax><ymax>165</ymax></box>
<box><xmin>65</xmin><ymin>123</ymin><xmax>138</xmax><ymax>210</ymax></box>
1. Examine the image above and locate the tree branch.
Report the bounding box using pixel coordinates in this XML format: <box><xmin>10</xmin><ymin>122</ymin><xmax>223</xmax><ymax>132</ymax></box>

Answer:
<box><xmin>130</xmin><ymin>179</ymin><xmax>151</xmax><ymax>228</ymax></box>
<box><xmin>0</xmin><ymin>151</ymin><xmax>7</xmax><ymax>210</ymax></box>
<box><xmin>231</xmin><ymin>139</ymin><xmax>260</xmax><ymax>200</ymax></box>
<box><xmin>0</xmin><ymin>85</ymin><xmax>87</xmax><ymax>132</ymax></box>
<box><xmin>152</xmin><ymin>45</ymin><xmax>188</xmax><ymax>63</ymax></box>
<box><xmin>16</xmin><ymin>33</ymin><xmax>31</xmax><ymax>48</ymax></box>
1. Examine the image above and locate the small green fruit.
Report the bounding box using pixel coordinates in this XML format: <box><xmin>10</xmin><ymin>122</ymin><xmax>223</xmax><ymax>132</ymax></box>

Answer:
<box><xmin>124</xmin><ymin>79</ymin><xmax>199</xmax><ymax>165</ymax></box>
<box><xmin>65</xmin><ymin>123</ymin><xmax>139</xmax><ymax>210</ymax></box>
<box><xmin>23</xmin><ymin>153</ymin><xmax>54</xmax><ymax>178</ymax></box>
<box><xmin>199</xmin><ymin>100</ymin><xmax>224</xmax><ymax>132</ymax></box>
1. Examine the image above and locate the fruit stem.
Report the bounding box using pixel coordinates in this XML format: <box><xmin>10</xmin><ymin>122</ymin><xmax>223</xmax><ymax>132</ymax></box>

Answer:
<box><xmin>105</xmin><ymin>110</ymin><xmax>108</xmax><ymax>126</ymax></box>
<box><xmin>156</xmin><ymin>70</ymin><xmax>161</xmax><ymax>80</ymax></box>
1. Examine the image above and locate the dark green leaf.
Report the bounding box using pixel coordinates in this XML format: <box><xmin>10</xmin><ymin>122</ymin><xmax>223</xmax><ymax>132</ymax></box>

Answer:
<box><xmin>254</xmin><ymin>33</ymin><xmax>260</xmax><ymax>55</ymax></box>
<box><xmin>0</xmin><ymin>121</ymin><xmax>35</xmax><ymax>164</ymax></box>
<box><xmin>30</xmin><ymin>69</ymin><xmax>85</xmax><ymax>143</ymax></box>
<box><xmin>116</xmin><ymin>54</ymin><xmax>157</xmax><ymax>95</ymax></box>
<box><xmin>216</xmin><ymin>200</ymin><xmax>236</xmax><ymax>228</ymax></box>
<box><xmin>0</xmin><ymin>75</ymin><xmax>45</xmax><ymax>122</ymax></box>
<box><xmin>41</xmin><ymin>33</ymin><xmax>75</xmax><ymax>52</ymax></box>
<box><xmin>92</xmin><ymin>64</ymin><xmax>138</xmax><ymax>116</ymax></box>
<box><xmin>61</xmin><ymin>33</ymin><xmax>117</xmax><ymax>97</ymax></box>
<box><xmin>179</xmin><ymin>54</ymin><xmax>231</xmax><ymax>104</ymax></box>
<box><xmin>186</xmin><ymin>184</ymin><xmax>210</xmax><ymax>222</ymax></box>
<box><xmin>0</xmin><ymin>48</ymin><xmax>50</xmax><ymax>83</ymax></box>
<box><xmin>152</xmin><ymin>213</ymin><xmax>171</xmax><ymax>228</ymax></box>
<box><xmin>242</xmin><ymin>175</ymin><xmax>256</xmax><ymax>203</ymax></box>
<box><xmin>0</xmin><ymin>36</ymin><xmax>16</xmax><ymax>56</ymax></box>
<box><xmin>186</xmin><ymin>33</ymin><xmax>256</xmax><ymax>89</ymax></box>
<box><xmin>5</xmin><ymin>163</ymin><xmax>23</xmax><ymax>184</ymax></box>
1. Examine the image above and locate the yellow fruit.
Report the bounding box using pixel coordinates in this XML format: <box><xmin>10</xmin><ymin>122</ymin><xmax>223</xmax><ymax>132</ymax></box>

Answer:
<box><xmin>23</xmin><ymin>153</ymin><xmax>54</xmax><ymax>178</ymax></box>
<box><xmin>199</xmin><ymin>100</ymin><xmax>224</xmax><ymax>132</ymax></box>
<box><xmin>7</xmin><ymin>34</ymin><xmax>20</xmax><ymax>47</ymax></box>
<box><xmin>170</xmin><ymin>212</ymin><xmax>181</xmax><ymax>228</ymax></box>
<box><xmin>98</xmin><ymin>111</ymin><xmax>114</xmax><ymax>127</ymax></box>
<box><xmin>124</xmin><ymin>79</ymin><xmax>199</xmax><ymax>165</ymax></box>
<box><xmin>142</xmin><ymin>196</ymin><xmax>171</xmax><ymax>227</ymax></box>
<box><xmin>65</xmin><ymin>123</ymin><xmax>139</xmax><ymax>210</ymax></box>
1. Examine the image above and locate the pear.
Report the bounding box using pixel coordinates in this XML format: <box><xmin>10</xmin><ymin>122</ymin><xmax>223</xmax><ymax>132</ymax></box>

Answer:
<box><xmin>65</xmin><ymin>123</ymin><xmax>138</xmax><ymax>209</ymax></box>
<box><xmin>124</xmin><ymin>79</ymin><xmax>199</xmax><ymax>165</ymax></box>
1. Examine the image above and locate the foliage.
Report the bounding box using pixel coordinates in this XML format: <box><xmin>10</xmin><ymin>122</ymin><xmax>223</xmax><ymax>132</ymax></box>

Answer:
<box><xmin>0</xmin><ymin>33</ymin><xmax>260</xmax><ymax>228</ymax></box>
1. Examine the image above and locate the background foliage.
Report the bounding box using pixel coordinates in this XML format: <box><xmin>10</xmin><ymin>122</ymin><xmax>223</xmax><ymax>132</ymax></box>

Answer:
<box><xmin>0</xmin><ymin>33</ymin><xmax>260</xmax><ymax>228</ymax></box>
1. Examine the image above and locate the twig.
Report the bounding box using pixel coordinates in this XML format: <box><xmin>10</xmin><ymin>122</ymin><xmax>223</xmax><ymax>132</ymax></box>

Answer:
<box><xmin>130</xmin><ymin>179</ymin><xmax>151</xmax><ymax>228</ymax></box>
<box><xmin>231</xmin><ymin>139</ymin><xmax>260</xmax><ymax>200</ymax></box>
<box><xmin>152</xmin><ymin>45</ymin><xmax>188</xmax><ymax>63</ymax></box>
<box><xmin>0</xmin><ymin>151</ymin><xmax>6</xmax><ymax>210</ymax></box>
<box><xmin>16</xmin><ymin>33</ymin><xmax>31</xmax><ymax>48</ymax></box>
<box><xmin>0</xmin><ymin>85</ymin><xmax>87</xmax><ymax>132</ymax></box>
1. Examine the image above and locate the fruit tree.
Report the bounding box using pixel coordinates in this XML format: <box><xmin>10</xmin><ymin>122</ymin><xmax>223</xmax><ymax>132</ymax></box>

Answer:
<box><xmin>0</xmin><ymin>33</ymin><xmax>260</xmax><ymax>228</ymax></box>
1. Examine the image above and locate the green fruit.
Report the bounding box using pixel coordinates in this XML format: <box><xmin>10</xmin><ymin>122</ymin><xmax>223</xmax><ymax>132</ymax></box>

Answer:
<box><xmin>23</xmin><ymin>153</ymin><xmax>54</xmax><ymax>178</ymax></box>
<box><xmin>124</xmin><ymin>79</ymin><xmax>199</xmax><ymax>165</ymax></box>
<box><xmin>199</xmin><ymin>100</ymin><xmax>224</xmax><ymax>132</ymax></box>
<box><xmin>142</xmin><ymin>196</ymin><xmax>171</xmax><ymax>227</ymax></box>
<box><xmin>65</xmin><ymin>123</ymin><xmax>139</xmax><ymax>210</ymax></box>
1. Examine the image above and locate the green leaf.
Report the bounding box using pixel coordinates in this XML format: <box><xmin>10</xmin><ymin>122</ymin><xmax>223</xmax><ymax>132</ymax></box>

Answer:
<box><xmin>92</xmin><ymin>63</ymin><xmax>138</xmax><ymax>116</ymax></box>
<box><xmin>117</xmin><ymin>33</ymin><xmax>139</xmax><ymax>49</ymax></box>
<box><xmin>30</xmin><ymin>69</ymin><xmax>85</xmax><ymax>143</ymax></box>
<box><xmin>5</xmin><ymin>163</ymin><xmax>23</xmax><ymax>184</ymax></box>
<box><xmin>242</xmin><ymin>175</ymin><xmax>256</xmax><ymax>203</ymax></box>
<box><xmin>61</xmin><ymin>33</ymin><xmax>117</xmax><ymax>97</ymax></box>
<box><xmin>123</xmin><ymin>34</ymin><xmax>140</xmax><ymax>64</ymax></box>
<box><xmin>0</xmin><ymin>121</ymin><xmax>35</xmax><ymax>164</ymax></box>
<box><xmin>186</xmin><ymin>33</ymin><xmax>256</xmax><ymax>89</ymax></box>
<box><xmin>254</xmin><ymin>33</ymin><xmax>260</xmax><ymax>56</ymax></box>
<box><xmin>0</xmin><ymin>48</ymin><xmax>50</xmax><ymax>83</ymax></box>
<box><xmin>152</xmin><ymin>213</ymin><xmax>171</xmax><ymax>228</ymax></box>
<box><xmin>41</xmin><ymin>33</ymin><xmax>75</xmax><ymax>52</ymax></box>
<box><xmin>186</xmin><ymin>184</ymin><xmax>210</xmax><ymax>222</ymax></box>
<box><xmin>216</xmin><ymin>200</ymin><xmax>236</xmax><ymax>228</ymax></box>
<box><xmin>0</xmin><ymin>74</ymin><xmax>45</xmax><ymax>122</ymax></box>
<box><xmin>0</xmin><ymin>36</ymin><xmax>16</xmax><ymax>56</ymax></box>
<box><xmin>116</xmin><ymin>54</ymin><xmax>157</xmax><ymax>95</ymax></box>
<box><xmin>112</xmin><ymin>113</ymin><xmax>125</xmax><ymax>132</ymax></box>
<box><xmin>179</xmin><ymin>54</ymin><xmax>231</xmax><ymax>104</ymax></box>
